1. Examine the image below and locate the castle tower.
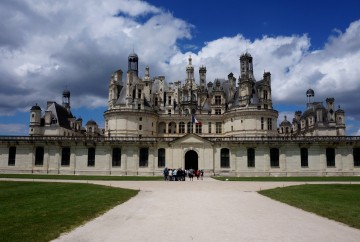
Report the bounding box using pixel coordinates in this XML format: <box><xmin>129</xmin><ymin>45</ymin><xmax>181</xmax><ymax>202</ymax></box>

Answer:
<box><xmin>335</xmin><ymin>106</ymin><xmax>345</xmax><ymax>135</ymax></box>
<box><xmin>199</xmin><ymin>66</ymin><xmax>206</xmax><ymax>91</ymax></box>
<box><xmin>128</xmin><ymin>52</ymin><xmax>138</xmax><ymax>76</ymax></box>
<box><xmin>239</xmin><ymin>53</ymin><xmax>255</xmax><ymax>106</ymax></box>
<box><xmin>29</xmin><ymin>104</ymin><xmax>41</xmax><ymax>135</ymax></box>
<box><xmin>62</xmin><ymin>89</ymin><xmax>71</xmax><ymax>113</ymax></box>
<box><xmin>240</xmin><ymin>53</ymin><xmax>254</xmax><ymax>80</ymax></box>
<box><xmin>186</xmin><ymin>55</ymin><xmax>195</xmax><ymax>81</ymax></box>
<box><xmin>262</xmin><ymin>72</ymin><xmax>272</xmax><ymax>109</ymax></box>
<box><xmin>326</xmin><ymin>97</ymin><xmax>336</xmax><ymax>123</ymax></box>
<box><xmin>109</xmin><ymin>69</ymin><xmax>122</xmax><ymax>109</ymax></box>
<box><xmin>126</xmin><ymin>53</ymin><xmax>139</xmax><ymax>105</ymax></box>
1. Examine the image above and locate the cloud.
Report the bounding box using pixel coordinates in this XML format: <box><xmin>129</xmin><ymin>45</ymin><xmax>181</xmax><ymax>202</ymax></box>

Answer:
<box><xmin>0</xmin><ymin>1</ymin><xmax>359</xmax><ymax>135</ymax></box>
<box><xmin>0</xmin><ymin>0</ymin><xmax>192</xmax><ymax>115</ymax></box>
<box><xmin>0</xmin><ymin>124</ymin><xmax>28</xmax><ymax>135</ymax></box>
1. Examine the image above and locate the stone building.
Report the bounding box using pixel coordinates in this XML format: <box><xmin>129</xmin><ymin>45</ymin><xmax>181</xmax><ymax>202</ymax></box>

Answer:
<box><xmin>0</xmin><ymin>52</ymin><xmax>359</xmax><ymax>176</ymax></box>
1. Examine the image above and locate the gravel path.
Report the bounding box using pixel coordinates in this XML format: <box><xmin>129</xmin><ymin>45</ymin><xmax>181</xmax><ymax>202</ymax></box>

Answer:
<box><xmin>43</xmin><ymin>178</ymin><xmax>360</xmax><ymax>241</ymax></box>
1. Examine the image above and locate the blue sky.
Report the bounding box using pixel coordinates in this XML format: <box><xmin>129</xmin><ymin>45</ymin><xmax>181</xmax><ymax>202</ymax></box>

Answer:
<box><xmin>0</xmin><ymin>0</ymin><xmax>360</xmax><ymax>135</ymax></box>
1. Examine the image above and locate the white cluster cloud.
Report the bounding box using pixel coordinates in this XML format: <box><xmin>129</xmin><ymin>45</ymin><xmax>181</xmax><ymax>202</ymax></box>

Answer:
<box><xmin>0</xmin><ymin>0</ymin><xmax>359</xmax><ymax>134</ymax></box>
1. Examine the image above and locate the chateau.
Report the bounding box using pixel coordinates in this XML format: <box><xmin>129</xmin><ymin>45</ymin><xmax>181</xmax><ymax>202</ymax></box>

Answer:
<box><xmin>0</xmin><ymin>52</ymin><xmax>359</xmax><ymax>176</ymax></box>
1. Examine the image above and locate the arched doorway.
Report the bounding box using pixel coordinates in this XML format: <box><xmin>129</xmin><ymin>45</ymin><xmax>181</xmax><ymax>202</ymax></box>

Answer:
<box><xmin>185</xmin><ymin>150</ymin><xmax>198</xmax><ymax>170</ymax></box>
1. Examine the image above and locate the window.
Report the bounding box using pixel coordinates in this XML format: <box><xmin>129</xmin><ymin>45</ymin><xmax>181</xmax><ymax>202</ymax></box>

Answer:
<box><xmin>326</xmin><ymin>148</ymin><xmax>335</xmax><ymax>167</ymax></box>
<box><xmin>215</xmin><ymin>109</ymin><xmax>221</xmax><ymax>115</ymax></box>
<box><xmin>168</xmin><ymin>109</ymin><xmax>171</xmax><ymax>115</ymax></box>
<box><xmin>247</xmin><ymin>148</ymin><xmax>255</xmax><ymax>167</ymax></box>
<box><xmin>216</xmin><ymin>122</ymin><xmax>222</xmax><ymax>134</ymax></box>
<box><xmin>263</xmin><ymin>90</ymin><xmax>268</xmax><ymax>100</ymax></box>
<box><xmin>187</xmin><ymin>122</ymin><xmax>193</xmax><ymax>133</ymax></box>
<box><xmin>168</xmin><ymin>96</ymin><xmax>171</xmax><ymax>105</ymax></box>
<box><xmin>220</xmin><ymin>148</ymin><xmax>230</xmax><ymax>168</ymax></box>
<box><xmin>301</xmin><ymin>148</ymin><xmax>308</xmax><ymax>167</ymax></box>
<box><xmin>139</xmin><ymin>117</ymin><xmax>142</xmax><ymax>121</ymax></box>
<box><xmin>179</xmin><ymin>122</ymin><xmax>185</xmax><ymax>133</ymax></box>
<box><xmin>139</xmin><ymin>125</ymin><xmax>142</xmax><ymax>130</ymax></box>
<box><xmin>354</xmin><ymin>148</ymin><xmax>360</xmax><ymax>167</ymax></box>
<box><xmin>35</xmin><ymin>147</ymin><xmax>44</xmax><ymax>166</ymax></box>
<box><xmin>195</xmin><ymin>123</ymin><xmax>202</xmax><ymax>134</ymax></box>
<box><xmin>155</xmin><ymin>97</ymin><xmax>158</xmax><ymax>106</ymax></box>
<box><xmin>138</xmin><ymin>89</ymin><xmax>141</xmax><ymax>98</ymax></box>
<box><xmin>87</xmin><ymin>147</ymin><xmax>95</xmax><ymax>167</ymax></box>
<box><xmin>261</xmin><ymin>117</ymin><xmax>264</xmax><ymax>130</ymax></box>
<box><xmin>138</xmin><ymin>104</ymin><xmax>141</xmax><ymax>110</ymax></box>
<box><xmin>215</xmin><ymin>95</ymin><xmax>221</xmax><ymax>105</ymax></box>
<box><xmin>112</xmin><ymin>148</ymin><xmax>121</xmax><ymax>167</ymax></box>
<box><xmin>8</xmin><ymin>146</ymin><xmax>16</xmax><ymax>166</ymax></box>
<box><xmin>208</xmin><ymin>122</ymin><xmax>212</xmax><ymax>133</ymax></box>
<box><xmin>264</xmin><ymin>104</ymin><xmax>268</xmax><ymax>109</ymax></box>
<box><xmin>158</xmin><ymin>148</ymin><xmax>165</xmax><ymax>167</ymax></box>
<box><xmin>267</xmin><ymin>118</ymin><xmax>272</xmax><ymax>130</ymax></box>
<box><xmin>61</xmin><ymin>147</ymin><xmax>70</xmax><ymax>166</ymax></box>
<box><xmin>270</xmin><ymin>148</ymin><xmax>279</xmax><ymax>167</ymax></box>
<box><xmin>139</xmin><ymin>148</ymin><xmax>148</xmax><ymax>167</ymax></box>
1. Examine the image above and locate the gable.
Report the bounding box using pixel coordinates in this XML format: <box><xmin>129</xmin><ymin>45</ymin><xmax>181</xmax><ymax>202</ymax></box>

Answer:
<box><xmin>170</xmin><ymin>134</ymin><xmax>213</xmax><ymax>145</ymax></box>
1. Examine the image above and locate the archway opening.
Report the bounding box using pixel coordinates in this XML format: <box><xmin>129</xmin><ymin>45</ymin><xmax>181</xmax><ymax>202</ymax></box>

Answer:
<box><xmin>185</xmin><ymin>150</ymin><xmax>198</xmax><ymax>170</ymax></box>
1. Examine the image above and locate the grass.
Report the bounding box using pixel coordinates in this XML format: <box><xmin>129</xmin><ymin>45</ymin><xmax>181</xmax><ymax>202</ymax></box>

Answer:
<box><xmin>0</xmin><ymin>173</ymin><xmax>163</xmax><ymax>181</ymax></box>
<box><xmin>213</xmin><ymin>176</ymin><xmax>360</xmax><ymax>182</ymax></box>
<box><xmin>0</xmin><ymin>181</ymin><xmax>138</xmax><ymax>242</ymax></box>
<box><xmin>259</xmin><ymin>184</ymin><xmax>360</xmax><ymax>229</ymax></box>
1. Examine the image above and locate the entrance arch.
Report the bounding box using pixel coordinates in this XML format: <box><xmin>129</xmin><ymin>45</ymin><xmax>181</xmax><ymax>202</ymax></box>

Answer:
<box><xmin>185</xmin><ymin>150</ymin><xmax>198</xmax><ymax>170</ymax></box>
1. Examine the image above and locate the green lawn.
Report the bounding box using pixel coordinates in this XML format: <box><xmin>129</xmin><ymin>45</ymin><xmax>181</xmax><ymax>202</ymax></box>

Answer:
<box><xmin>259</xmin><ymin>184</ymin><xmax>360</xmax><ymax>229</ymax></box>
<box><xmin>0</xmin><ymin>173</ymin><xmax>163</xmax><ymax>181</ymax></box>
<box><xmin>0</xmin><ymin>181</ymin><xmax>138</xmax><ymax>242</ymax></box>
<box><xmin>213</xmin><ymin>176</ymin><xmax>360</xmax><ymax>182</ymax></box>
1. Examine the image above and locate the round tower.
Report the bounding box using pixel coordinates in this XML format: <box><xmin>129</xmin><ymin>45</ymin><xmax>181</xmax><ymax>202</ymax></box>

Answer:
<box><xmin>29</xmin><ymin>104</ymin><xmax>41</xmax><ymax>135</ymax></box>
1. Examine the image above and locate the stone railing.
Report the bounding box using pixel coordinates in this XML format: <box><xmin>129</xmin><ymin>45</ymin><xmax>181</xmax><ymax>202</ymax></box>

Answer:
<box><xmin>0</xmin><ymin>135</ymin><xmax>359</xmax><ymax>144</ymax></box>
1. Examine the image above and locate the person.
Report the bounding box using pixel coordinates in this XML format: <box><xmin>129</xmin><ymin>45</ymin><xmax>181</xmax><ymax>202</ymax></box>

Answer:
<box><xmin>163</xmin><ymin>167</ymin><xmax>169</xmax><ymax>181</ymax></box>
<box><xmin>195</xmin><ymin>169</ymin><xmax>200</xmax><ymax>180</ymax></box>
<box><xmin>200</xmin><ymin>169</ymin><xmax>204</xmax><ymax>180</ymax></box>
<box><xmin>188</xmin><ymin>168</ymin><xmax>194</xmax><ymax>181</ymax></box>
<box><xmin>168</xmin><ymin>169</ymin><xmax>173</xmax><ymax>181</ymax></box>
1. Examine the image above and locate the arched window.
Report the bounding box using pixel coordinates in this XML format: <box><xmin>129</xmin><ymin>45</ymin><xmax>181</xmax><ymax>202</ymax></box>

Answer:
<box><xmin>158</xmin><ymin>148</ymin><xmax>165</xmax><ymax>167</ymax></box>
<box><xmin>220</xmin><ymin>148</ymin><xmax>230</xmax><ymax>168</ymax></box>
<box><xmin>139</xmin><ymin>148</ymin><xmax>149</xmax><ymax>167</ymax></box>
<box><xmin>270</xmin><ymin>148</ymin><xmax>279</xmax><ymax>167</ymax></box>
<box><xmin>35</xmin><ymin>147</ymin><xmax>44</xmax><ymax>166</ymax></box>
<box><xmin>179</xmin><ymin>122</ymin><xmax>185</xmax><ymax>134</ymax></box>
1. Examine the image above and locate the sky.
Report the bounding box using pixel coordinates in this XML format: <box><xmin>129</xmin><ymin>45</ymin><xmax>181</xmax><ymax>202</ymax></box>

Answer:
<box><xmin>0</xmin><ymin>0</ymin><xmax>360</xmax><ymax>135</ymax></box>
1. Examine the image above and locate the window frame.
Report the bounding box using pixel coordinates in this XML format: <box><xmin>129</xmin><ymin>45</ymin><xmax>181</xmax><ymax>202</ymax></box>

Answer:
<box><xmin>220</xmin><ymin>148</ymin><xmax>230</xmax><ymax>168</ymax></box>
<box><xmin>247</xmin><ymin>148</ymin><xmax>255</xmax><ymax>167</ymax></box>
<box><xmin>35</xmin><ymin>146</ymin><xmax>44</xmax><ymax>166</ymax></box>
<box><xmin>87</xmin><ymin>147</ymin><xmax>96</xmax><ymax>167</ymax></box>
<box><xmin>112</xmin><ymin>147</ymin><xmax>121</xmax><ymax>167</ymax></box>
<box><xmin>61</xmin><ymin>147</ymin><xmax>71</xmax><ymax>166</ymax></box>
<box><xmin>8</xmin><ymin>146</ymin><xmax>16</xmax><ymax>166</ymax></box>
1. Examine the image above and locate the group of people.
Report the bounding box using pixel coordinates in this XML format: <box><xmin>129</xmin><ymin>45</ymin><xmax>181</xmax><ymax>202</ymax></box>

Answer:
<box><xmin>163</xmin><ymin>167</ymin><xmax>204</xmax><ymax>181</ymax></box>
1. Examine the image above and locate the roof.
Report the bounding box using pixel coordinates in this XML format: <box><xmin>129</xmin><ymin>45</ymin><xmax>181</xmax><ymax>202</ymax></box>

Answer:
<box><xmin>86</xmin><ymin>120</ymin><xmax>97</xmax><ymax>126</ymax></box>
<box><xmin>31</xmin><ymin>104</ymin><xmax>41</xmax><ymax>111</ymax></box>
